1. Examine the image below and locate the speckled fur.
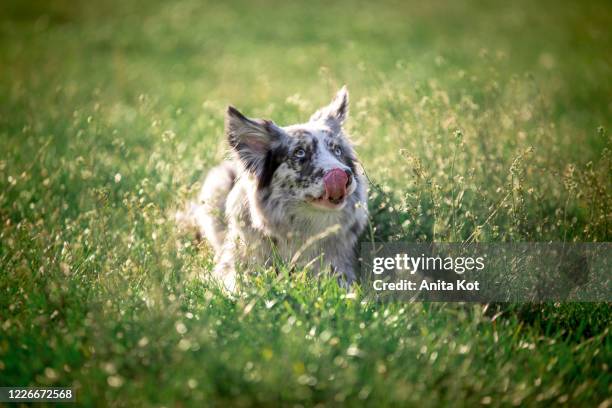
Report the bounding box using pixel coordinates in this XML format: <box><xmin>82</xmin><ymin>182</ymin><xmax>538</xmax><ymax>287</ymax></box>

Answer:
<box><xmin>178</xmin><ymin>87</ymin><xmax>368</xmax><ymax>291</ymax></box>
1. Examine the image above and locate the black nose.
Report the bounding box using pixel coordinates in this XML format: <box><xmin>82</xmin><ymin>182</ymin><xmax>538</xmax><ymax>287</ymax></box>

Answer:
<box><xmin>344</xmin><ymin>169</ymin><xmax>353</xmax><ymax>186</ymax></box>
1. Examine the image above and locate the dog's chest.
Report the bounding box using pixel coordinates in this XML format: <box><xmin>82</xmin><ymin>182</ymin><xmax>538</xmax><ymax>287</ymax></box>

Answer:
<box><xmin>236</xmin><ymin>221</ymin><xmax>338</xmax><ymax>270</ymax></box>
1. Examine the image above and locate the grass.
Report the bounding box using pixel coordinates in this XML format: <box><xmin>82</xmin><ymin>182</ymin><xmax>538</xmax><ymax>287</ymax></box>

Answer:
<box><xmin>0</xmin><ymin>0</ymin><xmax>611</xmax><ymax>406</ymax></box>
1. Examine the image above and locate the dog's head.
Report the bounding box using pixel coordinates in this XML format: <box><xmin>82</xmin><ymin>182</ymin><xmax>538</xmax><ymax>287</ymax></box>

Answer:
<box><xmin>226</xmin><ymin>86</ymin><xmax>361</xmax><ymax>212</ymax></box>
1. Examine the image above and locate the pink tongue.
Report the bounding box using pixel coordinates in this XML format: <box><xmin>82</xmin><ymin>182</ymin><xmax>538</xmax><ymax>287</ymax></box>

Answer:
<box><xmin>323</xmin><ymin>169</ymin><xmax>348</xmax><ymax>200</ymax></box>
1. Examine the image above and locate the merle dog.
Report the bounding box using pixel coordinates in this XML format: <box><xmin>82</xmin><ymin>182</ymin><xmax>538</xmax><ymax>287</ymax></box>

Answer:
<box><xmin>178</xmin><ymin>87</ymin><xmax>368</xmax><ymax>291</ymax></box>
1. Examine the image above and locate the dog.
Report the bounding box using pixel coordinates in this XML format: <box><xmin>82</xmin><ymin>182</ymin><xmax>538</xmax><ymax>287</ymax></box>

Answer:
<box><xmin>177</xmin><ymin>87</ymin><xmax>368</xmax><ymax>292</ymax></box>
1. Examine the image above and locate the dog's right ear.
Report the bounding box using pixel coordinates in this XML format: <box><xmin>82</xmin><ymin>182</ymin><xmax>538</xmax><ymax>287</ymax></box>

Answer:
<box><xmin>226</xmin><ymin>106</ymin><xmax>283</xmax><ymax>176</ymax></box>
<box><xmin>309</xmin><ymin>86</ymin><xmax>349</xmax><ymax>130</ymax></box>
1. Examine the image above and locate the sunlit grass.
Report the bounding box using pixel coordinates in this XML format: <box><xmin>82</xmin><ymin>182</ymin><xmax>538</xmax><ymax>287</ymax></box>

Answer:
<box><xmin>0</xmin><ymin>0</ymin><xmax>610</xmax><ymax>406</ymax></box>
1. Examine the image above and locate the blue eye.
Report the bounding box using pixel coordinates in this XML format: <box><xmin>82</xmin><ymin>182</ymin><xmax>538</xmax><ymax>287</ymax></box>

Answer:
<box><xmin>334</xmin><ymin>146</ymin><xmax>342</xmax><ymax>156</ymax></box>
<box><xmin>294</xmin><ymin>148</ymin><xmax>306</xmax><ymax>158</ymax></box>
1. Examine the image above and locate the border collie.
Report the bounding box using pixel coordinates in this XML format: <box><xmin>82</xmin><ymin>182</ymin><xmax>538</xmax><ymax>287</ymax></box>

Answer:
<box><xmin>177</xmin><ymin>87</ymin><xmax>368</xmax><ymax>291</ymax></box>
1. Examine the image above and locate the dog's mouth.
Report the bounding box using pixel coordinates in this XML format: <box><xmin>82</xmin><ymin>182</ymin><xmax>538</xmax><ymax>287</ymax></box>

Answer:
<box><xmin>307</xmin><ymin>193</ymin><xmax>347</xmax><ymax>210</ymax></box>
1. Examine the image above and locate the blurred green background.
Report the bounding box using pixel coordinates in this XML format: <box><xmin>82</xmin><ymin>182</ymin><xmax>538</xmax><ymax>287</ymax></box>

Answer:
<box><xmin>0</xmin><ymin>0</ymin><xmax>610</xmax><ymax>406</ymax></box>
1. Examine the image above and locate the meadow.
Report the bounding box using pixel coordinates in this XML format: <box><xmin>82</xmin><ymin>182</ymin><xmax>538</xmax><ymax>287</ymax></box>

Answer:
<box><xmin>0</xmin><ymin>0</ymin><xmax>611</xmax><ymax>406</ymax></box>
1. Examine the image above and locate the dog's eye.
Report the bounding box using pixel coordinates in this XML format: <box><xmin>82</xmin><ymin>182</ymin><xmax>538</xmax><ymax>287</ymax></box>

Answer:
<box><xmin>294</xmin><ymin>148</ymin><xmax>306</xmax><ymax>158</ymax></box>
<box><xmin>333</xmin><ymin>146</ymin><xmax>342</xmax><ymax>156</ymax></box>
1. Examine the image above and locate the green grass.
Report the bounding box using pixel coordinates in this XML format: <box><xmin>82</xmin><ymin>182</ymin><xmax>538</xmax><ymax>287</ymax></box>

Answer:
<box><xmin>0</xmin><ymin>0</ymin><xmax>611</xmax><ymax>406</ymax></box>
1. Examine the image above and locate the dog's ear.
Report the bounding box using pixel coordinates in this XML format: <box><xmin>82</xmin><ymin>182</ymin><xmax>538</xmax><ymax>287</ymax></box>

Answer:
<box><xmin>309</xmin><ymin>86</ymin><xmax>349</xmax><ymax>129</ymax></box>
<box><xmin>226</xmin><ymin>106</ymin><xmax>284</xmax><ymax>176</ymax></box>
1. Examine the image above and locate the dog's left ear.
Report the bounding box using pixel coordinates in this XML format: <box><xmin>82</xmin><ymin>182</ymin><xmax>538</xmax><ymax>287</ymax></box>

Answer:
<box><xmin>226</xmin><ymin>106</ymin><xmax>285</xmax><ymax>177</ymax></box>
<box><xmin>309</xmin><ymin>86</ymin><xmax>349</xmax><ymax>129</ymax></box>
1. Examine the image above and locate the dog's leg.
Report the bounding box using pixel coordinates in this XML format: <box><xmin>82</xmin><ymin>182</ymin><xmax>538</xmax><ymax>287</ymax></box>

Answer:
<box><xmin>213</xmin><ymin>245</ymin><xmax>237</xmax><ymax>293</ymax></box>
<box><xmin>330</xmin><ymin>252</ymin><xmax>358</xmax><ymax>290</ymax></box>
